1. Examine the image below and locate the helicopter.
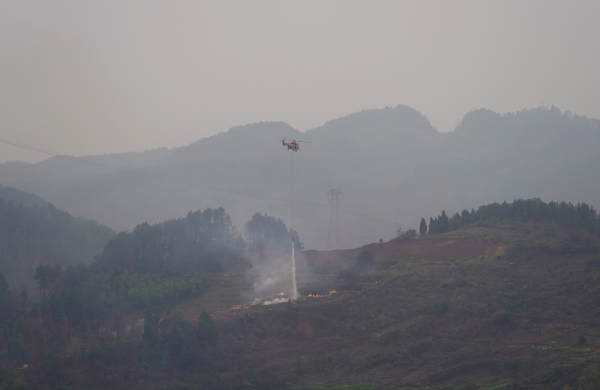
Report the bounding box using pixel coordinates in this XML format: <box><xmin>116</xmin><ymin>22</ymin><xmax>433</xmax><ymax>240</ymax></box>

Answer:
<box><xmin>281</xmin><ymin>138</ymin><xmax>311</xmax><ymax>151</ymax></box>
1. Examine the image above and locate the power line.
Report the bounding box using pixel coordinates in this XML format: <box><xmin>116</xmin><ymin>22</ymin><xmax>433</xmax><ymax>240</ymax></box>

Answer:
<box><xmin>0</xmin><ymin>137</ymin><xmax>400</xmax><ymax>228</ymax></box>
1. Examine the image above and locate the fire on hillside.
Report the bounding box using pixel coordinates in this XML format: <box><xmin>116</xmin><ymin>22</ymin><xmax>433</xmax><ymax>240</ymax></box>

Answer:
<box><xmin>307</xmin><ymin>289</ymin><xmax>336</xmax><ymax>298</ymax></box>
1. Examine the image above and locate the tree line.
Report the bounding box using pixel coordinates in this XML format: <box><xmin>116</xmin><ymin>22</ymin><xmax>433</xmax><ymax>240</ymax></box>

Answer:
<box><xmin>0</xmin><ymin>196</ymin><xmax>115</xmax><ymax>288</ymax></box>
<box><xmin>420</xmin><ymin>198</ymin><xmax>600</xmax><ymax>236</ymax></box>
<box><xmin>0</xmin><ymin>202</ymin><xmax>306</xmax><ymax>388</ymax></box>
<box><xmin>0</xmin><ymin>207</ymin><xmax>239</xmax><ymax>388</ymax></box>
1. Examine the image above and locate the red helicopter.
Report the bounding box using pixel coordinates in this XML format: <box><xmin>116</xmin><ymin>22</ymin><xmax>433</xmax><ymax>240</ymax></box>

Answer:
<box><xmin>281</xmin><ymin>138</ymin><xmax>310</xmax><ymax>151</ymax></box>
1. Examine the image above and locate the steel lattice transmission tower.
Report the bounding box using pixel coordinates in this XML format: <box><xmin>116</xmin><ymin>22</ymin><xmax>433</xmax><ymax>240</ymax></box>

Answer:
<box><xmin>327</xmin><ymin>187</ymin><xmax>344</xmax><ymax>250</ymax></box>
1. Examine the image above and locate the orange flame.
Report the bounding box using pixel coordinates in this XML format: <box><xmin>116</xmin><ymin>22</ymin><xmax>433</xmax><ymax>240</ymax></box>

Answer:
<box><xmin>307</xmin><ymin>290</ymin><xmax>336</xmax><ymax>298</ymax></box>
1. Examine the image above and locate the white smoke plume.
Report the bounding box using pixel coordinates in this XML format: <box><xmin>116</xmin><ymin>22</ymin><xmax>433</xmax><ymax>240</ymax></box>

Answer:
<box><xmin>242</xmin><ymin>250</ymin><xmax>302</xmax><ymax>305</ymax></box>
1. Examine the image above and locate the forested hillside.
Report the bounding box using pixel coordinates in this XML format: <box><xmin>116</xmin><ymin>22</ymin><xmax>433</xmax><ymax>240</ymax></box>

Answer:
<box><xmin>0</xmin><ymin>148</ymin><xmax>171</xmax><ymax>184</ymax></box>
<box><xmin>1</xmin><ymin>105</ymin><xmax>599</xmax><ymax>251</ymax></box>
<box><xmin>0</xmin><ymin>207</ymin><xmax>243</xmax><ymax>389</ymax></box>
<box><xmin>423</xmin><ymin>198</ymin><xmax>600</xmax><ymax>240</ymax></box>
<box><xmin>1</xmin><ymin>198</ymin><xmax>599</xmax><ymax>389</ymax></box>
<box><xmin>0</xmin><ymin>191</ymin><xmax>115</xmax><ymax>289</ymax></box>
<box><xmin>0</xmin><ymin>184</ymin><xmax>47</xmax><ymax>207</ymax></box>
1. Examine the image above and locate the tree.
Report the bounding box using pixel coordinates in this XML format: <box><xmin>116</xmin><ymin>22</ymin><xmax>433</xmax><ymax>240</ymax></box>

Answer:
<box><xmin>244</xmin><ymin>213</ymin><xmax>303</xmax><ymax>252</ymax></box>
<box><xmin>141</xmin><ymin>312</ymin><xmax>162</xmax><ymax>366</ymax></box>
<box><xmin>395</xmin><ymin>228</ymin><xmax>404</xmax><ymax>238</ymax></box>
<box><xmin>107</xmin><ymin>306</ymin><xmax>126</xmax><ymax>341</ymax></box>
<box><xmin>461</xmin><ymin>209</ymin><xmax>471</xmax><ymax>224</ymax></box>
<box><xmin>0</xmin><ymin>196</ymin><xmax>114</xmax><ymax>291</ymax></box>
<box><xmin>34</xmin><ymin>264</ymin><xmax>63</xmax><ymax>298</ymax></box>
<box><xmin>397</xmin><ymin>229</ymin><xmax>417</xmax><ymax>240</ymax></box>
<box><xmin>578</xmin><ymin>367</ymin><xmax>600</xmax><ymax>390</ymax></box>
<box><xmin>198</xmin><ymin>310</ymin><xmax>218</xmax><ymax>346</ymax></box>
<box><xmin>177</xmin><ymin>330</ymin><xmax>201</xmax><ymax>371</ymax></box>
<box><xmin>403</xmin><ymin>229</ymin><xmax>418</xmax><ymax>239</ymax></box>
<box><xmin>0</xmin><ymin>273</ymin><xmax>11</xmax><ymax>347</ymax></box>
<box><xmin>356</xmin><ymin>251</ymin><xmax>375</xmax><ymax>281</ymax></box>
<box><xmin>356</xmin><ymin>251</ymin><xmax>375</xmax><ymax>270</ymax></box>
<box><xmin>440</xmin><ymin>211</ymin><xmax>449</xmax><ymax>233</ymax></box>
<box><xmin>428</xmin><ymin>217</ymin><xmax>437</xmax><ymax>235</ymax></box>
<box><xmin>419</xmin><ymin>218</ymin><xmax>427</xmax><ymax>235</ymax></box>
<box><xmin>449</xmin><ymin>212</ymin><xmax>462</xmax><ymax>230</ymax></box>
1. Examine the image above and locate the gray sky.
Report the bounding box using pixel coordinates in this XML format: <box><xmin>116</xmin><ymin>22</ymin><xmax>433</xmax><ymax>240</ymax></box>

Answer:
<box><xmin>1</xmin><ymin>0</ymin><xmax>599</xmax><ymax>163</ymax></box>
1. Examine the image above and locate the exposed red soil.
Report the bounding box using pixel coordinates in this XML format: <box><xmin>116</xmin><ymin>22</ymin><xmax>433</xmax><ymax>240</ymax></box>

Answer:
<box><xmin>211</xmin><ymin>306</ymin><xmax>251</xmax><ymax>321</ymax></box>
<box><xmin>239</xmin><ymin>239</ymin><xmax>506</xmax><ymax>267</ymax></box>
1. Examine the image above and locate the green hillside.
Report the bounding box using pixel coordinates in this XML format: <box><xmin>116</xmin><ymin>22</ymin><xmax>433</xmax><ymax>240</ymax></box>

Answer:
<box><xmin>212</xmin><ymin>223</ymin><xmax>600</xmax><ymax>389</ymax></box>
<box><xmin>1</xmin><ymin>199</ymin><xmax>599</xmax><ymax>390</ymax></box>
<box><xmin>3</xmin><ymin>105</ymin><xmax>599</xmax><ymax>253</ymax></box>
<box><xmin>191</xmin><ymin>200</ymin><xmax>600</xmax><ymax>390</ymax></box>
<box><xmin>0</xmin><ymin>188</ymin><xmax>115</xmax><ymax>289</ymax></box>
<box><xmin>0</xmin><ymin>184</ymin><xmax>47</xmax><ymax>207</ymax></box>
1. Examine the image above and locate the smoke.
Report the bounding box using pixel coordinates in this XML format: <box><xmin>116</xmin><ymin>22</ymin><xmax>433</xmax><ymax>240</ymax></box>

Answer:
<box><xmin>243</xmin><ymin>250</ymin><xmax>303</xmax><ymax>305</ymax></box>
<box><xmin>260</xmin><ymin>297</ymin><xmax>289</xmax><ymax>306</ymax></box>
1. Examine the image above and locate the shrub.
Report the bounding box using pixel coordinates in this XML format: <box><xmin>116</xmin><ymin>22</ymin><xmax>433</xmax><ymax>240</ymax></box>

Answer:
<box><xmin>276</xmin><ymin>373</ymin><xmax>297</xmax><ymax>384</ymax></box>
<box><xmin>356</xmin><ymin>251</ymin><xmax>375</xmax><ymax>268</ymax></box>
<box><xmin>585</xmin><ymin>255</ymin><xmax>600</xmax><ymax>272</ymax></box>
<box><xmin>86</xmin><ymin>344</ymin><xmax>106</xmax><ymax>362</ymax></box>
<box><xmin>578</xmin><ymin>367</ymin><xmax>600</xmax><ymax>390</ymax></box>
<box><xmin>397</xmin><ymin>229</ymin><xmax>418</xmax><ymax>240</ymax></box>
<box><xmin>427</xmin><ymin>301</ymin><xmax>451</xmax><ymax>315</ymax></box>
<box><xmin>7</xmin><ymin>336</ymin><xmax>27</xmax><ymax>360</ymax></box>
<box><xmin>493</xmin><ymin>310</ymin><xmax>515</xmax><ymax>331</ymax></box>
<box><xmin>504</xmin><ymin>358</ymin><xmax>522</xmax><ymax>370</ymax></box>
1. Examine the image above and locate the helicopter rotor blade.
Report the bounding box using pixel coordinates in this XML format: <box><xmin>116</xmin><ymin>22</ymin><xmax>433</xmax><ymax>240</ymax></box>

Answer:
<box><xmin>275</xmin><ymin>136</ymin><xmax>311</xmax><ymax>143</ymax></box>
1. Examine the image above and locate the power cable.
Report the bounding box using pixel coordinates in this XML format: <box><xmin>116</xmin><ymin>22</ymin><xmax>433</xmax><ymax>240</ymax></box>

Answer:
<box><xmin>0</xmin><ymin>137</ymin><xmax>400</xmax><ymax>228</ymax></box>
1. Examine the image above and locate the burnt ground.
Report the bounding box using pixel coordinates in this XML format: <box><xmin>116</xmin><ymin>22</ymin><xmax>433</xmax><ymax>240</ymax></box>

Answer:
<box><xmin>176</xmin><ymin>221</ymin><xmax>600</xmax><ymax>390</ymax></box>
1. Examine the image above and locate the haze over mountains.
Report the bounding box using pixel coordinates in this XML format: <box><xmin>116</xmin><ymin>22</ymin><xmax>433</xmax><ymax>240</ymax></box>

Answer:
<box><xmin>1</xmin><ymin>105</ymin><xmax>599</xmax><ymax>250</ymax></box>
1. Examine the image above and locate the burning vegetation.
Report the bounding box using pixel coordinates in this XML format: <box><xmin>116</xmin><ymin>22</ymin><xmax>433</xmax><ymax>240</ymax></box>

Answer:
<box><xmin>307</xmin><ymin>289</ymin><xmax>336</xmax><ymax>298</ymax></box>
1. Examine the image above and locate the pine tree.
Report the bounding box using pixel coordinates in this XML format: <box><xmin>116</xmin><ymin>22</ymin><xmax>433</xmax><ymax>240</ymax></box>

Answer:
<box><xmin>178</xmin><ymin>332</ymin><xmax>201</xmax><ymax>371</ymax></box>
<box><xmin>160</xmin><ymin>352</ymin><xmax>172</xmax><ymax>372</ymax></box>
<box><xmin>141</xmin><ymin>313</ymin><xmax>163</xmax><ymax>365</ymax></box>
<box><xmin>419</xmin><ymin>218</ymin><xmax>427</xmax><ymax>235</ymax></box>
<box><xmin>440</xmin><ymin>211</ymin><xmax>449</xmax><ymax>233</ymax></box>
<box><xmin>198</xmin><ymin>310</ymin><xmax>218</xmax><ymax>346</ymax></box>
<box><xmin>461</xmin><ymin>209</ymin><xmax>471</xmax><ymax>224</ymax></box>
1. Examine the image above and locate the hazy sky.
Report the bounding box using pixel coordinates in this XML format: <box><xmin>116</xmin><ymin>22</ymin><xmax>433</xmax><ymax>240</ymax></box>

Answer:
<box><xmin>1</xmin><ymin>1</ymin><xmax>599</xmax><ymax>163</ymax></box>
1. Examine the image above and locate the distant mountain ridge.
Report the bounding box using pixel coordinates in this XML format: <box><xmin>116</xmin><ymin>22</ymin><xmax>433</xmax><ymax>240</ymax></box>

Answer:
<box><xmin>0</xmin><ymin>105</ymin><xmax>598</xmax><ymax>250</ymax></box>
<box><xmin>0</xmin><ymin>147</ymin><xmax>172</xmax><ymax>184</ymax></box>
<box><xmin>307</xmin><ymin>105</ymin><xmax>439</xmax><ymax>145</ymax></box>
<box><xmin>0</xmin><ymin>184</ymin><xmax>48</xmax><ymax>207</ymax></box>
<box><xmin>169</xmin><ymin>122</ymin><xmax>303</xmax><ymax>163</ymax></box>
<box><xmin>0</xmin><ymin>189</ymin><xmax>115</xmax><ymax>288</ymax></box>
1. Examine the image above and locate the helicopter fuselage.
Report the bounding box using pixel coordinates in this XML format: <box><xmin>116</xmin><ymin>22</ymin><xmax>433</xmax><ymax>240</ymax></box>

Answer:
<box><xmin>282</xmin><ymin>140</ymin><xmax>300</xmax><ymax>151</ymax></box>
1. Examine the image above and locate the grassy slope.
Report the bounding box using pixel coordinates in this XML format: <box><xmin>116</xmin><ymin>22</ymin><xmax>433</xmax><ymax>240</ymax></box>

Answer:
<box><xmin>179</xmin><ymin>220</ymin><xmax>600</xmax><ymax>389</ymax></box>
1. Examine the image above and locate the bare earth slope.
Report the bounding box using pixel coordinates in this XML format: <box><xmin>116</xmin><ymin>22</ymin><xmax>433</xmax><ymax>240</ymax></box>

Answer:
<box><xmin>174</xmin><ymin>221</ymin><xmax>600</xmax><ymax>390</ymax></box>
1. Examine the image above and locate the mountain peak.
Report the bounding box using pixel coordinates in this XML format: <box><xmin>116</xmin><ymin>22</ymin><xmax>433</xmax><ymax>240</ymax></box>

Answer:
<box><xmin>306</xmin><ymin>104</ymin><xmax>439</xmax><ymax>147</ymax></box>
<box><xmin>169</xmin><ymin>121</ymin><xmax>304</xmax><ymax>163</ymax></box>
